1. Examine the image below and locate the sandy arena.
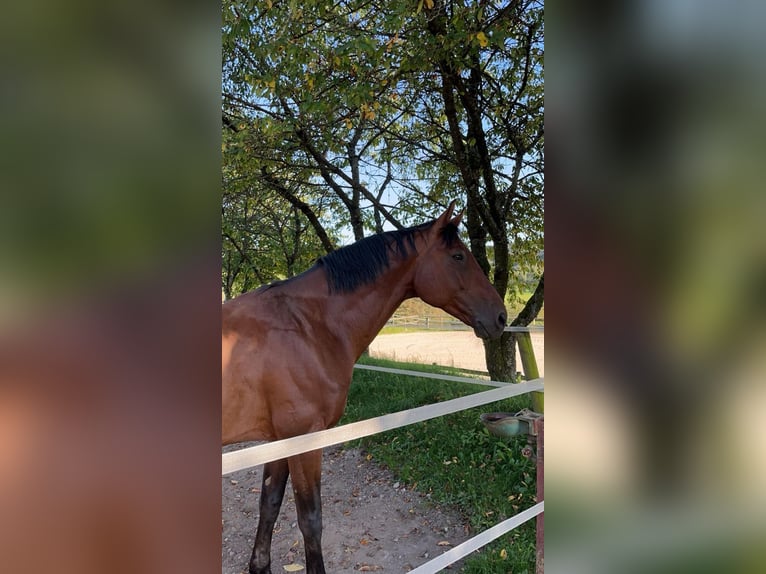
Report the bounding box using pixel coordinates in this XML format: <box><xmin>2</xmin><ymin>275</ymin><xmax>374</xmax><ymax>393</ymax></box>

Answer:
<box><xmin>369</xmin><ymin>330</ymin><xmax>544</xmax><ymax>376</ymax></box>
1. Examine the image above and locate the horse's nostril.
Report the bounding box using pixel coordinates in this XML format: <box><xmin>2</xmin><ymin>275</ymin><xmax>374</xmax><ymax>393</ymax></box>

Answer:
<box><xmin>498</xmin><ymin>312</ymin><xmax>507</xmax><ymax>327</ymax></box>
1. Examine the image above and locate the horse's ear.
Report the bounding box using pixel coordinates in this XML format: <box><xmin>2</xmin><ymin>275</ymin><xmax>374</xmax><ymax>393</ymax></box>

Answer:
<box><xmin>434</xmin><ymin>201</ymin><xmax>456</xmax><ymax>228</ymax></box>
<box><xmin>450</xmin><ymin>209</ymin><xmax>464</xmax><ymax>228</ymax></box>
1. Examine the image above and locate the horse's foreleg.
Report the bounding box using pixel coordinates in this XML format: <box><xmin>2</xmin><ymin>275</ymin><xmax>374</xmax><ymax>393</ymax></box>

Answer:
<box><xmin>288</xmin><ymin>449</ymin><xmax>325</xmax><ymax>574</ymax></box>
<box><xmin>249</xmin><ymin>458</ymin><xmax>289</xmax><ymax>574</ymax></box>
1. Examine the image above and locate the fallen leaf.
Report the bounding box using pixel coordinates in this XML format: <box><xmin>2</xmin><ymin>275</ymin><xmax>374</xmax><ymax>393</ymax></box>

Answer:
<box><xmin>283</xmin><ymin>565</ymin><xmax>304</xmax><ymax>572</ymax></box>
<box><xmin>437</xmin><ymin>540</ymin><xmax>452</xmax><ymax>546</ymax></box>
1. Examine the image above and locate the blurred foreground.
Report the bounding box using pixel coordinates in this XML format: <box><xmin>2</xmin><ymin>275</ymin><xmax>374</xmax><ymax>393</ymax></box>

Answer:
<box><xmin>0</xmin><ymin>2</ymin><xmax>221</xmax><ymax>573</ymax></box>
<box><xmin>547</xmin><ymin>1</ymin><xmax>766</xmax><ymax>572</ymax></box>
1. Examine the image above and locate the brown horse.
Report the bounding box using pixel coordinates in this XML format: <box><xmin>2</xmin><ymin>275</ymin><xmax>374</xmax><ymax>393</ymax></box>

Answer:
<box><xmin>222</xmin><ymin>203</ymin><xmax>506</xmax><ymax>574</ymax></box>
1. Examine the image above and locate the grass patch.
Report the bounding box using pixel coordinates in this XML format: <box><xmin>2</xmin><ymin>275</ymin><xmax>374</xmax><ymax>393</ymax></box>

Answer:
<box><xmin>377</xmin><ymin>325</ymin><xmax>427</xmax><ymax>335</ymax></box>
<box><xmin>341</xmin><ymin>356</ymin><xmax>538</xmax><ymax>573</ymax></box>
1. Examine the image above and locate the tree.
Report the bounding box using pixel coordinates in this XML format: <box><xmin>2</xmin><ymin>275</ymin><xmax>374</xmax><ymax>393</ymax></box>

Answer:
<box><xmin>419</xmin><ymin>0</ymin><xmax>544</xmax><ymax>380</ymax></box>
<box><xmin>222</xmin><ymin>0</ymin><xmax>544</xmax><ymax>380</ymax></box>
<box><xmin>222</xmin><ymin>125</ymin><xmax>342</xmax><ymax>298</ymax></box>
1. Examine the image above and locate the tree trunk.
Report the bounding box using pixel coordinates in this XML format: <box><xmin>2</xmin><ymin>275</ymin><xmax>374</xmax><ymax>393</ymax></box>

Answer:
<box><xmin>349</xmin><ymin>202</ymin><xmax>365</xmax><ymax>242</ymax></box>
<box><xmin>484</xmin><ymin>331</ymin><xmax>518</xmax><ymax>383</ymax></box>
<box><xmin>485</xmin><ymin>274</ymin><xmax>544</xmax><ymax>382</ymax></box>
<box><xmin>465</xmin><ymin>194</ymin><xmax>491</xmax><ymax>277</ymax></box>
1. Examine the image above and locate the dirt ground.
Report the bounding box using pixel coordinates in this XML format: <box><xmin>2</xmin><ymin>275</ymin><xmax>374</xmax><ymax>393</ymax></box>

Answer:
<box><xmin>222</xmin><ymin>446</ymin><xmax>472</xmax><ymax>573</ymax></box>
<box><xmin>222</xmin><ymin>330</ymin><xmax>544</xmax><ymax>573</ymax></box>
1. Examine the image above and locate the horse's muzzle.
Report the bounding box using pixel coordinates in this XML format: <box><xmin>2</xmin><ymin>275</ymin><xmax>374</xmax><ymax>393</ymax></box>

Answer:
<box><xmin>474</xmin><ymin>310</ymin><xmax>506</xmax><ymax>339</ymax></box>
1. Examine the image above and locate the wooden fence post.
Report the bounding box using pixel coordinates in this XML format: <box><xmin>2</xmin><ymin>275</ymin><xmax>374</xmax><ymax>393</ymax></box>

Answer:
<box><xmin>536</xmin><ymin>418</ymin><xmax>544</xmax><ymax>574</ymax></box>
<box><xmin>517</xmin><ymin>331</ymin><xmax>543</xmax><ymax>412</ymax></box>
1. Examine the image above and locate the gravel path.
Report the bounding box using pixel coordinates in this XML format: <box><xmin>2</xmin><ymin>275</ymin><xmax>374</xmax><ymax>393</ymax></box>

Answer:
<box><xmin>222</xmin><ymin>446</ymin><xmax>471</xmax><ymax>573</ymax></box>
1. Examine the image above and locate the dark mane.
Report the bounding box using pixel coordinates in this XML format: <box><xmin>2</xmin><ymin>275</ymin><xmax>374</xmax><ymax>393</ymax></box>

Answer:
<box><xmin>439</xmin><ymin>221</ymin><xmax>461</xmax><ymax>248</ymax></box>
<box><xmin>315</xmin><ymin>218</ymin><xmax>458</xmax><ymax>294</ymax></box>
<box><xmin>317</xmin><ymin>224</ymin><xmax>421</xmax><ymax>293</ymax></box>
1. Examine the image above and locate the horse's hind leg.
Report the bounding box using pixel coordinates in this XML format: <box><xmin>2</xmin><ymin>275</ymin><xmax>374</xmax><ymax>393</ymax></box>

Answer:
<box><xmin>249</xmin><ymin>458</ymin><xmax>289</xmax><ymax>574</ymax></box>
<box><xmin>288</xmin><ymin>449</ymin><xmax>326</xmax><ymax>574</ymax></box>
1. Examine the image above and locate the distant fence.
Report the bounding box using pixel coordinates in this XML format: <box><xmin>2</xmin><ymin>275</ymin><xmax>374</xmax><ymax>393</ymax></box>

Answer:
<box><xmin>385</xmin><ymin>315</ymin><xmax>544</xmax><ymax>331</ymax></box>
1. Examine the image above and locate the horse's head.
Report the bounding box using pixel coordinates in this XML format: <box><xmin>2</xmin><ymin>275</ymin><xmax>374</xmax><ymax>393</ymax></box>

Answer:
<box><xmin>413</xmin><ymin>203</ymin><xmax>507</xmax><ymax>340</ymax></box>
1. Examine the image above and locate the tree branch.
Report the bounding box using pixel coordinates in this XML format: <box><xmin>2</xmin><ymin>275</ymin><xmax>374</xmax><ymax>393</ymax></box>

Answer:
<box><xmin>511</xmin><ymin>273</ymin><xmax>544</xmax><ymax>326</ymax></box>
<box><xmin>259</xmin><ymin>167</ymin><xmax>336</xmax><ymax>254</ymax></box>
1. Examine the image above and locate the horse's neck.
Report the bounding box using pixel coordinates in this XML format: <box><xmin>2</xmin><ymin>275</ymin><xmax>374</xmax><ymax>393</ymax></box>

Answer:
<box><xmin>325</xmin><ymin>259</ymin><xmax>417</xmax><ymax>359</ymax></box>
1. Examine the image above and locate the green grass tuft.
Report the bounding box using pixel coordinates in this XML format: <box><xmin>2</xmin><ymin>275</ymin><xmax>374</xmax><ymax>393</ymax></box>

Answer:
<box><xmin>341</xmin><ymin>356</ymin><xmax>539</xmax><ymax>573</ymax></box>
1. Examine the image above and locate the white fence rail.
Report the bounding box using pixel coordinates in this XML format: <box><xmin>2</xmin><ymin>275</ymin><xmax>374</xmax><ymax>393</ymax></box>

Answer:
<box><xmin>409</xmin><ymin>501</ymin><xmax>545</xmax><ymax>574</ymax></box>
<box><xmin>223</xmin><ymin>363</ymin><xmax>544</xmax><ymax>572</ymax></box>
<box><xmin>352</xmin><ymin>363</ymin><xmax>511</xmax><ymax>387</ymax></box>
<box><xmin>222</xmin><ymin>377</ymin><xmax>542</xmax><ymax>474</ymax></box>
<box><xmin>505</xmin><ymin>325</ymin><xmax>545</xmax><ymax>332</ymax></box>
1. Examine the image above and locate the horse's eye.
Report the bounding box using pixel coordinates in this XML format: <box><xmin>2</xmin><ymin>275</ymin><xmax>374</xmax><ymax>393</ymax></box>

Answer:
<box><xmin>452</xmin><ymin>253</ymin><xmax>464</xmax><ymax>261</ymax></box>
